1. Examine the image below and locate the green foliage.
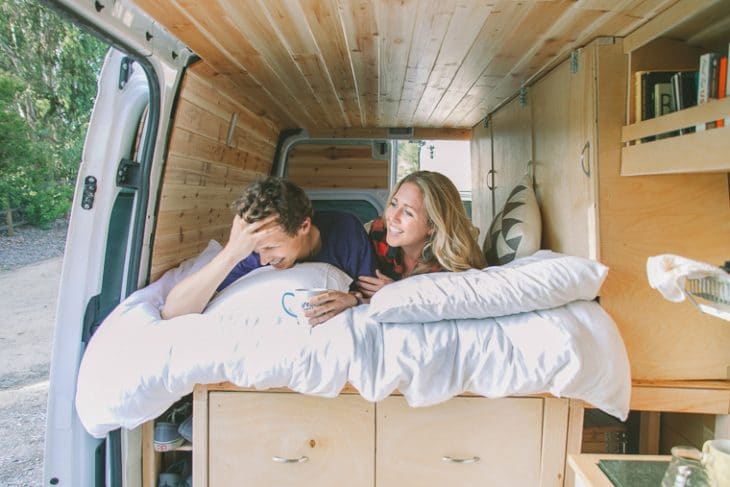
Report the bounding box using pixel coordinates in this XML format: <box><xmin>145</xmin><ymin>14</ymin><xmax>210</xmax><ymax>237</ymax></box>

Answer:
<box><xmin>396</xmin><ymin>140</ymin><xmax>424</xmax><ymax>180</ymax></box>
<box><xmin>0</xmin><ymin>0</ymin><xmax>107</xmax><ymax>227</ymax></box>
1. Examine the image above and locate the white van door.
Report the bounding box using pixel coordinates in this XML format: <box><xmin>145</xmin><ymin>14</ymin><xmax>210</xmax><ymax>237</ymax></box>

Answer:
<box><xmin>43</xmin><ymin>46</ymin><xmax>152</xmax><ymax>487</ymax></box>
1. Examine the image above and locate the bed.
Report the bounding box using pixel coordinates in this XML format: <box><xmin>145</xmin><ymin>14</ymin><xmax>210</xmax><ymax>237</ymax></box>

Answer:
<box><xmin>75</xmin><ymin>241</ymin><xmax>630</xmax><ymax>440</ymax></box>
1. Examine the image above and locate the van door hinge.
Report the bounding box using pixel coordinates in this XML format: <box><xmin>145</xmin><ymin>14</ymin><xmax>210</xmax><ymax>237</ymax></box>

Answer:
<box><xmin>82</xmin><ymin>294</ymin><xmax>102</xmax><ymax>343</ymax></box>
<box><xmin>81</xmin><ymin>175</ymin><xmax>97</xmax><ymax>210</ymax></box>
<box><xmin>118</xmin><ymin>56</ymin><xmax>133</xmax><ymax>90</ymax></box>
<box><xmin>116</xmin><ymin>158</ymin><xmax>141</xmax><ymax>189</ymax></box>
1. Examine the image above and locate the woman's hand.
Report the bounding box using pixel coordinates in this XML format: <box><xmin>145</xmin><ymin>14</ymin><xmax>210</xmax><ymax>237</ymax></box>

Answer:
<box><xmin>304</xmin><ymin>290</ymin><xmax>360</xmax><ymax>326</ymax></box>
<box><xmin>355</xmin><ymin>270</ymin><xmax>394</xmax><ymax>298</ymax></box>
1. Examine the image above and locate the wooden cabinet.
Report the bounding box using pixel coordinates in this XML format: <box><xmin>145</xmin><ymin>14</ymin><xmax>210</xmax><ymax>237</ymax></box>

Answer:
<box><xmin>620</xmin><ymin>0</ymin><xmax>730</xmax><ymax>176</ymax></box>
<box><xmin>206</xmin><ymin>392</ymin><xmax>374</xmax><ymax>487</ymax></box>
<box><xmin>472</xmin><ymin>34</ymin><xmax>730</xmax><ymax>383</ymax></box>
<box><xmin>376</xmin><ymin>396</ymin><xmax>544</xmax><ymax>487</ymax></box>
<box><xmin>186</xmin><ymin>384</ymin><xmax>585</xmax><ymax>487</ymax></box>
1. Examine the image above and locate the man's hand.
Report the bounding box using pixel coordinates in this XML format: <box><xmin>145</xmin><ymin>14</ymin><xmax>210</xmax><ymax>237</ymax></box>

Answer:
<box><xmin>222</xmin><ymin>214</ymin><xmax>279</xmax><ymax>261</ymax></box>
<box><xmin>354</xmin><ymin>270</ymin><xmax>394</xmax><ymax>298</ymax></box>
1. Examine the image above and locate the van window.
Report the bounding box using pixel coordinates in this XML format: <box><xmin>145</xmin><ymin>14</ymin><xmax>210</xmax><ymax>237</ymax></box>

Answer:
<box><xmin>396</xmin><ymin>139</ymin><xmax>472</xmax><ymax>217</ymax></box>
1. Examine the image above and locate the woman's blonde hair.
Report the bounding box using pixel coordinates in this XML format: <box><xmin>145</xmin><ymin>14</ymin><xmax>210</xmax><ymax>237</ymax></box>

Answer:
<box><xmin>388</xmin><ymin>170</ymin><xmax>485</xmax><ymax>274</ymax></box>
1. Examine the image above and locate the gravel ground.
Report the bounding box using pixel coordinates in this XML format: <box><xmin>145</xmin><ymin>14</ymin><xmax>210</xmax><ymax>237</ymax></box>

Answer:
<box><xmin>0</xmin><ymin>220</ymin><xmax>68</xmax><ymax>271</ymax></box>
<box><xmin>0</xmin><ymin>220</ymin><xmax>67</xmax><ymax>487</ymax></box>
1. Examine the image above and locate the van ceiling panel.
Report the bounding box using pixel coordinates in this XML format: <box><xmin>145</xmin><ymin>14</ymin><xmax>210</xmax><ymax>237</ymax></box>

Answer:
<box><xmin>134</xmin><ymin>0</ymin><xmax>680</xmax><ymax>129</ymax></box>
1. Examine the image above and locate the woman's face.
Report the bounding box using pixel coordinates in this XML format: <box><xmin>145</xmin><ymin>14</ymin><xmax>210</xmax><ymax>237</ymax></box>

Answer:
<box><xmin>384</xmin><ymin>181</ymin><xmax>432</xmax><ymax>252</ymax></box>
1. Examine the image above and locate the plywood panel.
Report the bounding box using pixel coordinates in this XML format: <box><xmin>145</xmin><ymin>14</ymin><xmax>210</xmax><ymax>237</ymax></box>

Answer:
<box><xmin>490</xmin><ymin>97</ymin><xmax>533</xmax><ymax>218</ymax></box>
<box><xmin>286</xmin><ymin>143</ymin><xmax>388</xmax><ymax>189</ymax></box>
<box><xmin>594</xmin><ymin>41</ymin><xmax>730</xmax><ymax>381</ymax></box>
<box><xmin>532</xmin><ymin>45</ymin><xmax>597</xmax><ymax>260</ymax></box>
<box><xmin>470</xmin><ymin>121</ymin><xmax>493</xmax><ymax>247</ymax></box>
<box><xmin>208</xmin><ymin>393</ymin><xmax>374</xmax><ymax>487</ymax></box>
<box><xmin>377</xmin><ymin>396</ymin><xmax>544</xmax><ymax>487</ymax></box>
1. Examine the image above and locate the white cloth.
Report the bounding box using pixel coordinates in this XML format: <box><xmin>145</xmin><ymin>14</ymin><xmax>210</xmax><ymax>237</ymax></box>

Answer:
<box><xmin>647</xmin><ymin>254</ymin><xmax>727</xmax><ymax>302</ymax></box>
<box><xmin>75</xmin><ymin>244</ymin><xmax>631</xmax><ymax>438</ymax></box>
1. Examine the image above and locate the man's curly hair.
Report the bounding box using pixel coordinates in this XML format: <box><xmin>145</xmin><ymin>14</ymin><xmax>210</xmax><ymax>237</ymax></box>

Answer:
<box><xmin>233</xmin><ymin>176</ymin><xmax>313</xmax><ymax>236</ymax></box>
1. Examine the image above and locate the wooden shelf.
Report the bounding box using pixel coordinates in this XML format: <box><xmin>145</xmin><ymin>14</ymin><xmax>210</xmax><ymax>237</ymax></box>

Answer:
<box><xmin>619</xmin><ymin>0</ymin><xmax>730</xmax><ymax>176</ymax></box>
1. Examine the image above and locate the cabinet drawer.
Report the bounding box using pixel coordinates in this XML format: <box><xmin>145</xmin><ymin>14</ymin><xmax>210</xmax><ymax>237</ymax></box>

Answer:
<box><xmin>377</xmin><ymin>396</ymin><xmax>544</xmax><ymax>487</ymax></box>
<box><xmin>208</xmin><ymin>392</ymin><xmax>374</xmax><ymax>487</ymax></box>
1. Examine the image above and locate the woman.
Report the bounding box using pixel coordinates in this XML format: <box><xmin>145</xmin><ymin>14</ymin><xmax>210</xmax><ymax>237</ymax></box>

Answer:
<box><xmin>356</xmin><ymin>170</ymin><xmax>485</xmax><ymax>297</ymax></box>
<box><xmin>306</xmin><ymin>170</ymin><xmax>484</xmax><ymax>326</ymax></box>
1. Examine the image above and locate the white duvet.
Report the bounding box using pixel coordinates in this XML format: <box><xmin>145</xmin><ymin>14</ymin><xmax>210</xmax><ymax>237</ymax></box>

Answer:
<box><xmin>76</xmin><ymin>243</ymin><xmax>631</xmax><ymax>438</ymax></box>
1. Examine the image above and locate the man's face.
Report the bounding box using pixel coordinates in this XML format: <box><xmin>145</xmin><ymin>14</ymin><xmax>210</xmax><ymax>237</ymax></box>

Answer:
<box><xmin>255</xmin><ymin>222</ymin><xmax>307</xmax><ymax>270</ymax></box>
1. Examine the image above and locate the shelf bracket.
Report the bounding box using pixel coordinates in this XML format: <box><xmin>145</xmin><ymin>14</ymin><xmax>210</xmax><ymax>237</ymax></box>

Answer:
<box><xmin>570</xmin><ymin>49</ymin><xmax>581</xmax><ymax>74</ymax></box>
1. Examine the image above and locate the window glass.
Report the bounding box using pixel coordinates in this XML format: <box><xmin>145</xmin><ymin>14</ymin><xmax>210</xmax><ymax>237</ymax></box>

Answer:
<box><xmin>395</xmin><ymin>139</ymin><xmax>472</xmax><ymax>216</ymax></box>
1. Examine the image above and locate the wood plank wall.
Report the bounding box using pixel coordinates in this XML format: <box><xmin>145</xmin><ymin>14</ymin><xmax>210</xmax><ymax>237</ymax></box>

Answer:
<box><xmin>286</xmin><ymin>143</ymin><xmax>388</xmax><ymax>190</ymax></box>
<box><xmin>149</xmin><ymin>63</ymin><xmax>282</xmax><ymax>280</ymax></box>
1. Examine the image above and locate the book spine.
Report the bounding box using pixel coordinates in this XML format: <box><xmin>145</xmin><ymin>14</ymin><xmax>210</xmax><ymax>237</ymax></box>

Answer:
<box><xmin>697</xmin><ymin>54</ymin><xmax>711</xmax><ymax>131</ymax></box>
<box><xmin>718</xmin><ymin>56</ymin><xmax>727</xmax><ymax>128</ymax></box>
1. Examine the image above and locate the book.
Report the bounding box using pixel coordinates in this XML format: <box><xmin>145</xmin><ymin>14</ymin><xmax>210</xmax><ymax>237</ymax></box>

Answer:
<box><xmin>697</xmin><ymin>52</ymin><xmax>722</xmax><ymax>131</ymax></box>
<box><xmin>671</xmin><ymin>71</ymin><xmax>698</xmax><ymax>135</ymax></box>
<box><xmin>671</xmin><ymin>71</ymin><xmax>698</xmax><ymax>110</ymax></box>
<box><xmin>718</xmin><ymin>55</ymin><xmax>727</xmax><ymax>128</ymax></box>
<box><xmin>654</xmin><ymin>82</ymin><xmax>675</xmax><ymax>116</ymax></box>
<box><xmin>635</xmin><ymin>71</ymin><xmax>675</xmax><ymax>122</ymax></box>
<box><xmin>654</xmin><ymin>82</ymin><xmax>678</xmax><ymax>138</ymax></box>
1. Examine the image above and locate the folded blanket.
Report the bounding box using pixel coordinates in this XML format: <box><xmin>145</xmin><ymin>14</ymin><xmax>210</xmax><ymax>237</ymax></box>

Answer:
<box><xmin>75</xmin><ymin>242</ymin><xmax>631</xmax><ymax>437</ymax></box>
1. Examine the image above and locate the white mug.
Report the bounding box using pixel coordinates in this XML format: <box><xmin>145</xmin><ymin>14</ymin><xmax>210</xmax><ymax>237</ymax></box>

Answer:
<box><xmin>281</xmin><ymin>288</ymin><xmax>328</xmax><ymax>326</ymax></box>
<box><xmin>703</xmin><ymin>439</ymin><xmax>730</xmax><ymax>487</ymax></box>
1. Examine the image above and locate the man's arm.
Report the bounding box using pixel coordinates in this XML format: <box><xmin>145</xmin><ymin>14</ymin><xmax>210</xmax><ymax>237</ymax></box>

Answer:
<box><xmin>161</xmin><ymin>214</ymin><xmax>278</xmax><ymax>319</ymax></box>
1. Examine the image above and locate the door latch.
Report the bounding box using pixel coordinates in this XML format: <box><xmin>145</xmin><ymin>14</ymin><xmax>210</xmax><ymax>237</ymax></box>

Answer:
<box><xmin>81</xmin><ymin>175</ymin><xmax>97</xmax><ymax>210</ymax></box>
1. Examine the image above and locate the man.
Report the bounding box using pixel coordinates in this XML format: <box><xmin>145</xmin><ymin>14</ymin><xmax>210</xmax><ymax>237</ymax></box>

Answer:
<box><xmin>161</xmin><ymin>176</ymin><xmax>375</xmax><ymax>320</ymax></box>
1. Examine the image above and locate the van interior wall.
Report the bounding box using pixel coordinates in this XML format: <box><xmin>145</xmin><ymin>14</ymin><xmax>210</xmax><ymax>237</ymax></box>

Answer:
<box><xmin>287</xmin><ymin>143</ymin><xmax>389</xmax><ymax>189</ymax></box>
<box><xmin>470</xmin><ymin>39</ymin><xmax>730</xmax><ymax>382</ymax></box>
<box><xmin>149</xmin><ymin>63</ymin><xmax>283</xmax><ymax>281</ymax></box>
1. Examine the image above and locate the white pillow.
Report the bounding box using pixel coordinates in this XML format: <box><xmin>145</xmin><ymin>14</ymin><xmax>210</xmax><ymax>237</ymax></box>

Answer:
<box><xmin>368</xmin><ymin>250</ymin><xmax>608</xmax><ymax>323</ymax></box>
<box><xmin>205</xmin><ymin>262</ymin><xmax>353</xmax><ymax>322</ymax></box>
<box><xmin>483</xmin><ymin>174</ymin><xmax>541</xmax><ymax>265</ymax></box>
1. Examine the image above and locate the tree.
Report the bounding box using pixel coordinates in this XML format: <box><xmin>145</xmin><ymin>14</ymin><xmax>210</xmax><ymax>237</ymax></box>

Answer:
<box><xmin>0</xmin><ymin>0</ymin><xmax>107</xmax><ymax>228</ymax></box>
<box><xmin>0</xmin><ymin>75</ymin><xmax>33</xmax><ymax>234</ymax></box>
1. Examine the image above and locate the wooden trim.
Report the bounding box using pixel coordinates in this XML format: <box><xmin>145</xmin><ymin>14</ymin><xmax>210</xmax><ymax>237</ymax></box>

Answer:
<box><xmin>538</xmin><ymin>398</ymin><xmax>570</xmax><ymax>486</ymax></box>
<box><xmin>621</xmin><ymin>126</ymin><xmax>730</xmax><ymax>175</ymax></box>
<box><xmin>141</xmin><ymin>421</ymin><xmax>159</xmax><ymax>487</ymax></box>
<box><xmin>639</xmin><ymin>412</ymin><xmax>661</xmax><ymax>454</ymax></box>
<box><xmin>193</xmin><ymin>385</ymin><xmax>209</xmax><ymax>487</ymax></box>
<box><xmin>630</xmin><ymin>380</ymin><xmax>730</xmax><ymax>414</ymax></box>
<box><xmin>306</xmin><ymin>127</ymin><xmax>472</xmax><ymax>140</ymax></box>
<box><xmin>622</xmin><ymin>0</ymin><xmax>723</xmax><ymax>53</ymax></box>
<box><xmin>622</xmin><ymin>98</ymin><xmax>730</xmax><ymax>143</ymax></box>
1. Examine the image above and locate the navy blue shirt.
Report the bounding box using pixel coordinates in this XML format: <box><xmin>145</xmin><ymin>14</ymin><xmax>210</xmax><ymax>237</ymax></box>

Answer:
<box><xmin>217</xmin><ymin>211</ymin><xmax>376</xmax><ymax>291</ymax></box>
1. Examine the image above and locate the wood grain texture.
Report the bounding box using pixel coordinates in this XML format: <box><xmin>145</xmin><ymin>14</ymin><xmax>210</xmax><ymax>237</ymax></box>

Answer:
<box><xmin>148</xmin><ymin>70</ymin><xmax>279</xmax><ymax>280</ymax></box>
<box><xmin>134</xmin><ymin>0</ymin><xmax>682</xmax><ymax>129</ymax></box>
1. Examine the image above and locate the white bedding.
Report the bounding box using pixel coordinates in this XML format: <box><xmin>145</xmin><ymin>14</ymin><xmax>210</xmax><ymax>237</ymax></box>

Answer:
<box><xmin>75</xmin><ymin>242</ymin><xmax>631</xmax><ymax>438</ymax></box>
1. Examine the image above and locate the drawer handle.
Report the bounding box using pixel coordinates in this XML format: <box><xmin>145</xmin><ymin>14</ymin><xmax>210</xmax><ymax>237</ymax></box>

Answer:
<box><xmin>272</xmin><ymin>455</ymin><xmax>309</xmax><ymax>464</ymax></box>
<box><xmin>442</xmin><ymin>455</ymin><xmax>480</xmax><ymax>464</ymax></box>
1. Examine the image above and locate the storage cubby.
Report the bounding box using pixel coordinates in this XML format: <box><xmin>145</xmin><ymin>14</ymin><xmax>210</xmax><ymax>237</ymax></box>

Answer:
<box><xmin>620</xmin><ymin>0</ymin><xmax>730</xmax><ymax>175</ymax></box>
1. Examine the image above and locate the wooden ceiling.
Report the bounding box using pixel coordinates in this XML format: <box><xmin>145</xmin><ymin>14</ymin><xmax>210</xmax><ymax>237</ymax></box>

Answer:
<box><xmin>135</xmin><ymin>0</ymin><xmax>681</xmax><ymax>130</ymax></box>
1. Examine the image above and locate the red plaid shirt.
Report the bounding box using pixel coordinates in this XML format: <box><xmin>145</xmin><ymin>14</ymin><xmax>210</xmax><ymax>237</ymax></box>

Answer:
<box><xmin>368</xmin><ymin>217</ymin><xmax>442</xmax><ymax>280</ymax></box>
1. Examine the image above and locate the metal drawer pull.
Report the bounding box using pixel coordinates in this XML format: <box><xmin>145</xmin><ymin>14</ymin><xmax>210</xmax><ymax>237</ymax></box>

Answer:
<box><xmin>272</xmin><ymin>455</ymin><xmax>309</xmax><ymax>464</ymax></box>
<box><xmin>442</xmin><ymin>455</ymin><xmax>480</xmax><ymax>464</ymax></box>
